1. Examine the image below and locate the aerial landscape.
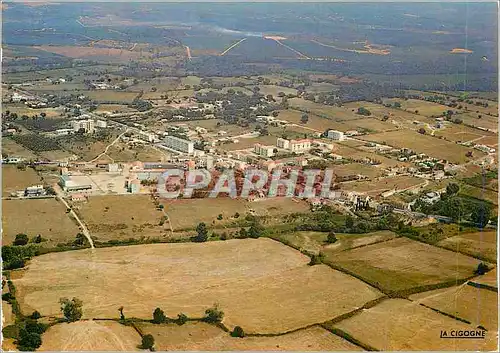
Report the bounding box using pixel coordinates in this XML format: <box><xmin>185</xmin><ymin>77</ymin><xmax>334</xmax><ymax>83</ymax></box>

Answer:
<box><xmin>1</xmin><ymin>1</ymin><xmax>498</xmax><ymax>351</ymax></box>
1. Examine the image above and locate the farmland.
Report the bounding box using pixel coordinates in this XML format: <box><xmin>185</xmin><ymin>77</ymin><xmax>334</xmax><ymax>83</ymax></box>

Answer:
<box><xmin>437</xmin><ymin>230</ymin><xmax>497</xmax><ymax>262</ymax></box>
<box><xmin>1</xmin><ymin>138</ymin><xmax>38</xmax><ymax>159</ymax></box>
<box><xmin>2</xmin><ymin>198</ymin><xmax>81</xmax><ymax>245</ymax></box>
<box><xmin>39</xmin><ymin>321</ymin><xmax>141</xmax><ymax>351</ymax></box>
<box><xmin>13</xmin><ymin>238</ymin><xmax>382</xmax><ymax>334</ymax></box>
<box><xmin>77</xmin><ymin>195</ymin><xmax>164</xmax><ymax>240</ymax></box>
<box><xmin>329</xmin><ymin>237</ymin><xmax>482</xmax><ymax>294</ymax></box>
<box><xmin>2</xmin><ymin>165</ymin><xmax>42</xmax><ymax>194</ymax></box>
<box><xmin>410</xmin><ymin>284</ymin><xmax>498</xmax><ymax>331</ymax></box>
<box><xmin>359</xmin><ymin>130</ymin><xmax>481</xmax><ymax>163</ymax></box>
<box><xmin>340</xmin><ymin>175</ymin><xmax>425</xmax><ymax>195</ymax></box>
<box><xmin>289</xmin><ymin>98</ymin><xmax>362</xmax><ymax>121</ymax></box>
<box><xmin>164</xmin><ymin>197</ymin><xmax>310</xmax><ymax>231</ymax></box>
<box><xmin>383</xmin><ymin>98</ymin><xmax>451</xmax><ymax>117</ymax></box>
<box><xmin>333</xmin><ymin>299</ymin><xmax>497</xmax><ymax>351</ymax></box>
<box><xmin>137</xmin><ymin>322</ymin><xmax>361</xmax><ymax>351</ymax></box>
<box><xmin>272</xmin><ymin>230</ymin><xmax>398</xmax><ymax>255</ymax></box>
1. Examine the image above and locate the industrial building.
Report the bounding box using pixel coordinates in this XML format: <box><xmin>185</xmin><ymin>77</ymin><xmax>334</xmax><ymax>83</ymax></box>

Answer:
<box><xmin>59</xmin><ymin>175</ymin><xmax>92</xmax><ymax>192</ymax></box>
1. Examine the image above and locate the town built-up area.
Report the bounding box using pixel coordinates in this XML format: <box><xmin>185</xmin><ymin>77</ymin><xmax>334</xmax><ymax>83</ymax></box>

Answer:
<box><xmin>1</xmin><ymin>2</ymin><xmax>498</xmax><ymax>352</ymax></box>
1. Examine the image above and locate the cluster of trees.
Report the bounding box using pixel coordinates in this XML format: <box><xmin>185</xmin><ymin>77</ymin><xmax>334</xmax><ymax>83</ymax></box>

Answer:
<box><xmin>2</xmin><ymin>245</ymin><xmax>38</xmax><ymax>270</ymax></box>
<box><xmin>12</xmin><ymin>134</ymin><xmax>60</xmax><ymax>152</ymax></box>
<box><xmin>412</xmin><ymin>183</ymin><xmax>493</xmax><ymax>227</ymax></box>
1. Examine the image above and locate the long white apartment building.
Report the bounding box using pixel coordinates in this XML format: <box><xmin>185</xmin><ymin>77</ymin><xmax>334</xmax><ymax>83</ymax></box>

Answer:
<box><xmin>72</xmin><ymin>119</ymin><xmax>95</xmax><ymax>133</ymax></box>
<box><xmin>163</xmin><ymin>135</ymin><xmax>194</xmax><ymax>154</ymax></box>
<box><xmin>327</xmin><ymin>130</ymin><xmax>345</xmax><ymax>141</ymax></box>
<box><xmin>254</xmin><ymin>143</ymin><xmax>275</xmax><ymax>157</ymax></box>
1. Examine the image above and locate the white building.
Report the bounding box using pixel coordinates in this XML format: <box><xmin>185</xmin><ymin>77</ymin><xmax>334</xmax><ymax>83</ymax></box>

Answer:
<box><xmin>327</xmin><ymin>130</ymin><xmax>345</xmax><ymax>141</ymax></box>
<box><xmin>254</xmin><ymin>144</ymin><xmax>275</xmax><ymax>157</ymax></box>
<box><xmin>276</xmin><ymin>137</ymin><xmax>290</xmax><ymax>149</ymax></box>
<box><xmin>289</xmin><ymin>139</ymin><xmax>311</xmax><ymax>153</ymax></box>
<box><xmin>72</xmin><ymin>119</ymin><xmax>95</xmax><ymax>133</ymax></box>
<box><xmin>163</xmin><ymin>135</ymin><xmax>194</xmax><ymax>154</ymax></box>
<box><xmin>96</xmin><ymin>120</ymin><xmax>108</xmax><ymax>128</ymax></box>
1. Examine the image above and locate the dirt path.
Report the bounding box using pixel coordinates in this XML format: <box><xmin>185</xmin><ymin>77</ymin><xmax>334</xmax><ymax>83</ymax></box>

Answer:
<box><xmin>220</xmin><ymin>38</ymin><xmax>247</xmax><ymax>56</ymax></box>
<box><xmin>185</xmin><ymin>45</ymin><xmax>192</xmax><ymax>60</ymax></box>
<box><xmin>88</xmin><ymin>129</ymin><xmax>128</xmax><ymax>163</ymax></box>
<box><xmin>55</xmin><ymin>186</ymin><xmax>94</xmax><ymax>249</ymax></box>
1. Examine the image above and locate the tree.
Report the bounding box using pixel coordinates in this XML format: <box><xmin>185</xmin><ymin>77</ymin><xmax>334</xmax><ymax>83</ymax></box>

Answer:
<box><xmin>418</xmin><ymin>128</ymin><xmax>426</xmax><ymax>134</ymax></box>
<box><xmin>470</xmin><ymin>204</ymin><xmax>491</xmax><ymax>228</ymax></box>
<box><xmin>233</xmin><ymin>212</ymin><xmax>240</xmax><ymax>219</ymax></box>
<box><xmin>18</xmin><ymin>329</ymin><xmax>42</xmax><ymax>351</ymax></box>
<box><xmin>193</xmin><ymin>222</ymin><xmax>208</xmax><ymax>242</ymax></box>
<box><xmin>272</xmin><ymin>111</ymin><xmax>279</xmax><ymax>117</ymax></box>
<box><xmin>118</xmin><ymin>306</ymin><xmax>125</xmax><ymax>320</ymax></box>
<box><xmin>446</xmin><ymin>183</ymin><xmax>460</xmax><ymax>196</ymax></box>
<box><xmin>14</xmin><ymin>233</ymin><xmax>29</xmax><ymax>246</ymax></box>
<box><xmin>204</xmin><ymin>303</ymin><xmax>224</xmax><ymax>323</ymax></box>
<box><xmin>30</xmin><ymin>311</ymin><xmax>42</xmax><ymax>320</ymax></box>
<box><xmin>217</xmin><ymin>214</ymin><xmax>223</xmax><ymax>220</ymax></box>
<box><xmin>300</xmin><ymin>114</ymin><xmax>309</xmax><ymax>124</ymax></box>
<box><xmin>59</xmin><ymin>297</ymin><xmax>83</xmax><ymax>322</ymax></box>
<box><xmin>152</xmin><ymin>307</ymin><xmax>167</xmax><ymax>324</ymax></box>
<box><xmin>176</xmin><ymin>313</ymin><xmax>188</xmax><ymax>325</ymax></box>
<box><xmin>231</xmin><ymin>326</ymin><xmax>245</xmax><ymax>338</ymax></box>
<box><xmin>141</xmin><ymin>334</ymin><xmax>155</xmax><ymax>350</ymax></box>
<box><xmin>357</xmin><ymin>107</ymin><xmax>371</xmax><ymax>116</ymax></box>
<box><xmin>327</xmin><ymin>231</ymin><xmax>337</xmax><ymax>244</ymax></box>
<box><xmin>345</xmin><ymin>216</ymin><xmax>354</xmax><ymax>230</ymax></box>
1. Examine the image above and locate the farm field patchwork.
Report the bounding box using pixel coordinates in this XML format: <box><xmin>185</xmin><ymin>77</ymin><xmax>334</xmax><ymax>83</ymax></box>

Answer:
<box><xmin>38</xmin><ymin>321</ymin><xmax>142</xmax><ymax>351</ymax></box>
<box><xmin>137</xmin><ymin>322</ymin><xmax>361</xmax><ymax>351</ymax></box>
<box><xmin>329</xmin><ymin>237</ymin><xmax>482</xmax><ymax>294</ymax></box>
<box><xmin>2</xmin><ymin>198</ymin><xmax>81</xmax><ymax>245</ymax></box>
<box><xmin>469</xmin><ymin>268</ymin><xmax>497</xmax><ymax>290</ymax></box>
<box><xmin>340</xmin><ymin>175</ymin><xmax>425</xmax><ymax>196</ymax></box>
<box><xmin>383</xmin><ymin>98</ymin><xmax>451</xmax><ymax>117</ymax></box>
<box><xmin>437</xmin><ymin>230</ymin><xmax>497</xmax><ymax>262</ymax></box>
<box><xmin>289</xmin><ymin>98</ymin><xmax>362</xmax><ymax>121</ymax></box>
<box><xmin>1</xmin><ymin>138</ymin><xmax>38</xmax><ymax>159</ymax></box>
<box><xmin>410</xmin><ymin>284</ymin><xmax>498</xmax><ymax>331</ymax></box>
<box><xmin>13</xmin><ymin>238</ymin><xmax>382</xmax><ymax>334</ymax></box>
<box><xmin>333</xmin><ymin>299</ymin><xmax>498</xmax><ymax>351</ymax></box>
<box><xmin>359</xmin><ymin>130</ymin><xmax>481</xmax><ymax>164</ymax></box>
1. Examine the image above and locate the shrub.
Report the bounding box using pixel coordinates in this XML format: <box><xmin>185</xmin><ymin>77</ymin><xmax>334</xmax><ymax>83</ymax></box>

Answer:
<box><xmin>18</xmin><ymin>329</ymin><xmax>42</xmax><ymax>351</ymax></box>
<box><xmin>326</xmin><ymin>231</ymin><xmax>337</xmax><ymax>244</ymax></box>
<box><xmin>152</xmin><ymin>308</ymin><xmax>167</xmax><ymax>324</ymax></box>
<box><xmin>176</xmin><ymin>313</ymin><xmax>188</xmax><ymax>326</ymax></box>
<box><xmin>231</xmin><ymin>326</ymin><xmax>245</xmax><ymax>338</ymax></box>
<box><xmin>475</xmin><ymin>262</ymin><xmax>489</xmax><ymax>275</ymax></box>
<box><xmin>204</xmin><ymin>303</ymin><xmax>224</xmax><ymax>323</ymax></box>
<box><xmin>141</xmin><ymin>334</ymin><xmax>155</xmax><ymax>350</ymax></box>
<box><xmin>217</xmin><ymin>214</ymin><xmax>223</xmax><ymax>220</ymax></box>
<box><xmin>14</xmin><ymin>234</ymin><xmax>29</xmax><ymax>246</ymax></box>
<box><xmin>2</xmin><ymin>293</ymin><xmax>14</xmax><ymax>302</ymax></box>
<box><xmin>30</xmin><ymin>311</ymin><xmax>42</xmax><ymax>320</ymax></box>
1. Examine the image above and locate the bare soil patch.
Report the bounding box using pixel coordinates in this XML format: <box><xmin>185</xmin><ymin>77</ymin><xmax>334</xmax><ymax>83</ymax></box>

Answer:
<box><xmin>2</xmin><ymin>166</ymin><xmax>42</xmax><ymax>194</ymax></box>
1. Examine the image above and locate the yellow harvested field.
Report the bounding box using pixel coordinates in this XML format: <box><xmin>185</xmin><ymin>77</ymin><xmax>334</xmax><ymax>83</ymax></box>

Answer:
<box><xmin>2</xmin><ymin>166</ymin><xmax>42</xmax><ymax>194</ymax></box>
<box><xmin>2</xmin><ymin>199</ymin><xmax>80</xmax><ymax>245</ymax></box>
<box><xmin>333</xmin><ymin>144</ymin><xmax>405</xmax><ymax>167</ymax></box>
<box><xmin>340</xmin><ymin>176</ymin><xmax>425</xmax><ymax>196</ymax></box>
<box><xmin>289</xmin><ymin>98</ymin><xmax>361</xmax><ymax>121</ymax></box>
<box><xmin>275</xmin><ymin>230</ymin><xmax>398</xmax><ymax>255</ymax></box>
<box><xmin>2</xmin><ymin>138</ymin><xmax>37</xmax><ymax>159</ymax></box>
<box><xmin>469</xmin><ymin>268</ymin><xmax>497</xmax><ymax>290</ymax></box>
<box><xmin>2</xmin><ymin>338</ymin><xmax>17</xmax><ymax>352</ymax></box>
<box><xmin>343</xmin><ymin>101</ymin><xmax>430</xmax><ymax>123</ymax></box>
<box><xmin>333</xmin><ymin>163</ymin><xmax>385</xmax><ymax>178</ymax></box>
<box><xmin>14</xmin><ymin>239</ymin><xmax>382</xmax><ymax>334</ymax></box>
<box><xmin>39</xmin><ymin>321</ymin><xmax>141</xmax><ymax>351</ymax></box>
<box><xmin>218</xmin><ymin>135</ymin><xmax>277</xmax><ymax>151</ymax></box>
<box><xmin>359</xmin><ymin>130</ymin><xmax>480</xmax><ymax>163</ymax></box>
<box><xmin>334</xmin><ymin>299</ymin><xmax>497</xmax><ymax>351</ymax></box>
<box><xmin>94</xmin><ymin>104</ymin><xmax>138</xmax><ymax>114</ymax></box>
<box><xmin>437</xmin><ymin>231</ymin><xmax>497</xmax><ymax>262</ymax></box>
<box><xmin>254</xmin><ymin>84</ymin><xmax>297</xmax><ymax>96</ymax></box>
<box><xmin>453</xmin><ymin>113</ymin><xmax>498</xmax><ymax>132</ymax></box>
<box><xmin>138</xmin><ymin>322</ymin><xmax>361</xmax><ymax>351</ymax></box>
<box><xmin>78</xmin><ymin>195</ymin><xmax>164</xmax><ymax>240</ymax></box>
<box><xmin>383</xmin><ymin>98</ymin><xmax>451</xmax><ymax>117</ymax></box>
<box><xmin>330</xmin><ymin>238</ymin><xmax>482</xmax><ymax>293</ymax></box>
<box><xmin>3</xmin><ymin>103</ymin><xmax>63</xmax><ymax>118</ymax></box>
<box><xmin>433</xmin><ymin>123</ymin><xmax>492</xmax><ymax>143</ymax></box>
<box><xmin>410</xmin><ymin>284</ymin><xmax>498</xmax><ymax>331</ymax></box>
<box><xmin>2</xmin><ymin>301</ymin><xmax>14</xmax><ymax>327</ymax></box>
<box><xmin>77</xmin><ymin>90</ymin><xmax>139</xmax><ymax>103</ymax></box>
<box><xmin>164</xmin><ymin>198</ymin><xmax>310</xmax><ymax>230</ymax></box>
